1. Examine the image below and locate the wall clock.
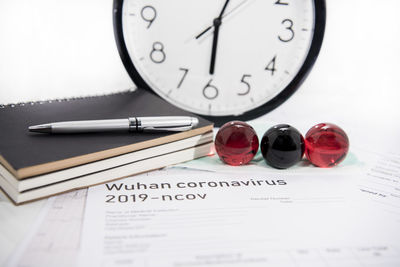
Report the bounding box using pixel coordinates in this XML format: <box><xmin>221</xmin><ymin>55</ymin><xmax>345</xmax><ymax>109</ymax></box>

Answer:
<box><xmin>113</xmin><ymin>0</ymin><xmax>326</xmax><ymax>126</ymax></box>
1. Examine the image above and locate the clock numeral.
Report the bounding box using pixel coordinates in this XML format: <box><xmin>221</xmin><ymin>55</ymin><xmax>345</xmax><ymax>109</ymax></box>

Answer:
<box><xmin>203</xmin><ymin>79</ymin><xmax>219</xmax><ymax>100</ymax></box>
<box><xmin>265</xmin><ymin>55</ymin><xmax>277</xmax><ymax>76</ymax></box>
<box><xmin>141</xmin><ymin>6</ymin><xmax>157</xmax><ymax>28</ymax></box>
<box><xmin>150</xmin><ymin>42</ymin><xmax>166</xmax><ymax>64</ymax></box>
<box><xmin>238</xmin><ymin>74</ymin><xmax>251</xmax><ymax>96</ymax></box>
<box><xmin>278</xmin><ymin>19</ymin><xmax>295</xmax><ymax>42</ymax></box>
<box><xmin>275</xmin><ymin>0</ymin><xmax>289</xmax><ymax>5</ymax></box>
<box><xmin>177</xmin><ymin>68</ymin><xmax>189</xmax><ymax>88</ymax></box>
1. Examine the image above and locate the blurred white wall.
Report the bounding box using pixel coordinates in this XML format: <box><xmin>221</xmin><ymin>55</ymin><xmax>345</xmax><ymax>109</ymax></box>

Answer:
<box><xmin>0</xmin><ymin>0</ymin><xmax>134</xmax><ymax>104</ymax></box>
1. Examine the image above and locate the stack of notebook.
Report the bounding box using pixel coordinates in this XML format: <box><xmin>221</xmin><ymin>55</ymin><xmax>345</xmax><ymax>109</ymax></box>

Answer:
<box><xmin>0</xmin><ymin>90</ymin><xmax>213</xmax><ymax>204</ymax></box>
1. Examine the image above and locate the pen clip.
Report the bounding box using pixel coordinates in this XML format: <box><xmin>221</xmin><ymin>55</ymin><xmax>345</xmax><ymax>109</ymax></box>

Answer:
<box><xmin>142</xmin><ymin>125</ymin><xmax>193</xmax><ymax>132</ymax></box>
<box><xmin>133</xmin><ymin>116</ymin><xmax>197</xmax><ymax>132</ymax></box>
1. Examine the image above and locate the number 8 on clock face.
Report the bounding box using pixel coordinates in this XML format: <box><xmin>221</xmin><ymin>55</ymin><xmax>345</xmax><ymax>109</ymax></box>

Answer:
<box><xmin>114</xmin><ymin>0</ymin><xmax>326</xmax><ymax>125</ymax></box>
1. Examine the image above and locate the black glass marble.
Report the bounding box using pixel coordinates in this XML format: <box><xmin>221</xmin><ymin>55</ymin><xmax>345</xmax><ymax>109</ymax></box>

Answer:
<box><xmin>261</xmin><ymin>124</ymin><xmax>305</xmax><ymax>169</ymax></box>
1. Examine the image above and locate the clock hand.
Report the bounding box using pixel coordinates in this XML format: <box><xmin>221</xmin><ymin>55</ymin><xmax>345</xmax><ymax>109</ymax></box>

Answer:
<box><xmin>209</xmin><ymin>0</ymin><xmax>231</xmax><ymax>75</ymax></box>
<box><xmin>196</xmin><ymin>0</ymin><xmax>249</xmax><ymax>40</ymax></box>
<box><xmin>218</xmin><ymin>0</ymin><xmax>231</xmax><ymax>18</ymax></box>
<box><xmin>195</xmin><ymin>26</ymin><xmax>212</xmax><ymax>40</ymax></box>
<box><xmin>209</xmin><ymin>20</ymin><xmax>221</xmax><ymax>75</ymax></box>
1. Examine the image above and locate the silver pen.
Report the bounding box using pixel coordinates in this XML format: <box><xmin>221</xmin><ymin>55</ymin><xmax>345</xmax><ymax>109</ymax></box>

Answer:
<box><xmin>28</xmin><ymin>116</ymin><xmax>199</xmax><ymax>134</ymax></box>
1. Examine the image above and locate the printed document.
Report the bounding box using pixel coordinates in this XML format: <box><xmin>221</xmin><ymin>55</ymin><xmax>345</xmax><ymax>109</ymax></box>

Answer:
<box><xmin>358</xmin><ymin>151</ymin><xmax>400</xmax><ymax>223</ymax></box>
<box><xmin>79</xmin><ymin>170</ymin><xmax>400</xmax><ymax>267</ymax></box>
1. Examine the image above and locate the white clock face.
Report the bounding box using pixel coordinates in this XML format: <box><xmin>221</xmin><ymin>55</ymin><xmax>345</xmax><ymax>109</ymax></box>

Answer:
<box><xmin>121</xmin><ymin>0</ymin><xmax>316</xmax><ymax>116</ymax></box>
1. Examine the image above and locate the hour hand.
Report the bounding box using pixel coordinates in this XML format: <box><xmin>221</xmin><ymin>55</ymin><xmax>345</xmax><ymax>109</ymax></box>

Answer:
<box><xmin>195</xmin><ymin>0</ymin><xmax>250</xmax><ymax>40</ymax></box>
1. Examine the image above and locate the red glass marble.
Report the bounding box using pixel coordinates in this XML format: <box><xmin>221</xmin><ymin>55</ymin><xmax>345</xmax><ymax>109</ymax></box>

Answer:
<box><xmin>215</xmin><ymin>121</ymin><xmax>259</xmax><ymax>166</ymax></box>
<box><xmin>305</xmin><ymin>123</ymin><xmax>349</xmax><ymax>168</ymax></box>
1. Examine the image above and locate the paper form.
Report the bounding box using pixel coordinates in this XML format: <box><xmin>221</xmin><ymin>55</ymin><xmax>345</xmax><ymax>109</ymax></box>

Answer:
<box><xmin>78</xmin><ymin>171</ymin><xmax>400</xmax><ymax>267</ymax></box>
<box><xmin>0</xmin><ymin>192</ymin><xmax>45</xmax><ymax>265</ymax></box>
<box><xmin>357</xmin><ymin>151</ymin><xmax>400</xmax><ymax>224</ymax></box>
<box><xmin>7</xmin><ymin>189</ymin><xmax>87</xmax><ymax>267</ymax></box>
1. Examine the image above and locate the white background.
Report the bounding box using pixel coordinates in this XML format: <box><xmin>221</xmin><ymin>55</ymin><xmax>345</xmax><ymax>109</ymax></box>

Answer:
<box><xmin>0</xmin><ymin>0</ymin><xmax>133</xmax><ymax>103</ymax></box>
<box><xmin>0</xmin><ymin>0</ymin><xmax>400</xmax><ymax>265</ymax></box>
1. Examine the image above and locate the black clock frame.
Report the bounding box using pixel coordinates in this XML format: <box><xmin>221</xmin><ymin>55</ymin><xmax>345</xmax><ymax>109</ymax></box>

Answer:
<box><xmin>113</xmin><ymin>0</ymin><xmax>326</xmax><ymax>126</ymax></box>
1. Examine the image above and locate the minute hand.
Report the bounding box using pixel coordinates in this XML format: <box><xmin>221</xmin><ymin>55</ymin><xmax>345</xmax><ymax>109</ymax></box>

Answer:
<box><xmin>209</xmin><ymin>0</ymin><xmax>231</xmax><ymax>75</ymax></box>
<box><xmin>209</xmin><ymin>19</ymin><xmax>221</xmax><ymax>75</ymax></box>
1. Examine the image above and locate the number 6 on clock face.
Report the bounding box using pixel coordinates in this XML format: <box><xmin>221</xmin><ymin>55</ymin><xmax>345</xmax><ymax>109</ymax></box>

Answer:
<box><xmin>114</xmin><ymin>0</ymin><xmax>326</xmax><ymax>125</ymax></box>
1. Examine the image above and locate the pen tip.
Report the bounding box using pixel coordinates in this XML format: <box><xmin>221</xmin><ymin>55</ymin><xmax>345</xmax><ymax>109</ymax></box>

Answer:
<box><xmin>29</xmin><ymin>124</ymin><xmax>52</xmax><ymax>133</ymax></box>
<box><xmin>191</xmin><ymin>117</ymin><xmax>199</xmax><ymax>128</ymax></box>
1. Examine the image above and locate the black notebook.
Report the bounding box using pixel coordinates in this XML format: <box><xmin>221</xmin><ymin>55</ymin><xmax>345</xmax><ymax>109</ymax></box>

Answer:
<box><xmin>0</xmin><ymin>89</ymin><xmax>213</xmax><ymax>204</ymax></box>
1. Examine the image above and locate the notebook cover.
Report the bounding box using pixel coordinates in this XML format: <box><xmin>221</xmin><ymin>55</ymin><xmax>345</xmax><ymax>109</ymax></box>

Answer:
<box><xmin>0</xmin><ymin>142</ymin><xmax>213</xmax><ymax>204</ymax></box>
<box><xmin>0</xmin><ymin>89</ymin><xmax>213</xmax><ymax>178</ymax></box>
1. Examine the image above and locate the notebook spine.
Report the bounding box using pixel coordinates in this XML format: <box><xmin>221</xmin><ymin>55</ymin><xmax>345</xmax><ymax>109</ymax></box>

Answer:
<box><xmin>0</xmin><ymin>88</ymin><xmax>136</xmax><ymax>108</ymax></box>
